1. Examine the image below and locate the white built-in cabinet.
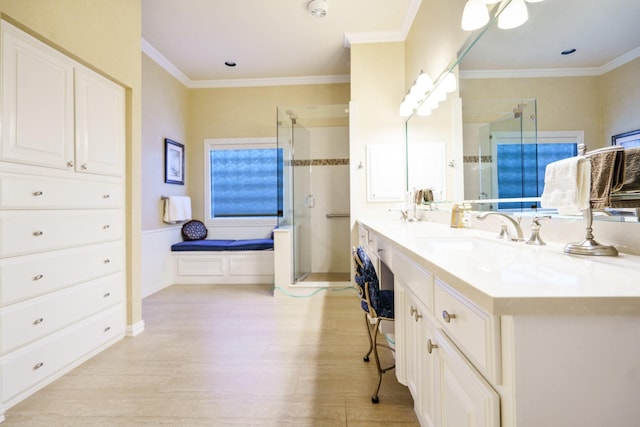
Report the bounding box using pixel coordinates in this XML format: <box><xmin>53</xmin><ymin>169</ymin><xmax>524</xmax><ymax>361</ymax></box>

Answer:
<box><xmin>0</xmin><ymin>21</ymin><xmax>125</xmax><ymax>422</ymax></box>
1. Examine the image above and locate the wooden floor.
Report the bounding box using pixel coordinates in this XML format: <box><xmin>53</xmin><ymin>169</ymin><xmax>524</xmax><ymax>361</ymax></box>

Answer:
<box><xmin>4</xmin><ymin>285</ymin><xmax>419</xmax><ymax>426</ymax></box>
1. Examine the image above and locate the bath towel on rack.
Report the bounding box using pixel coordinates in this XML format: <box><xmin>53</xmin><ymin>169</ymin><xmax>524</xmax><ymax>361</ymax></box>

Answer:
<box><xmin>587</xmin><ymin>146</ymin><xmax>625</xmax><ymax>209</ymax></box>
<box><xmin>541</xmin><ymin>156</ymin><xmax>591</xmax><ymax>215</ymax></box>
<box><xmin>163</xmin><ymin>196</ymin><xmax>192</xmax><ymax>223</ymax></box>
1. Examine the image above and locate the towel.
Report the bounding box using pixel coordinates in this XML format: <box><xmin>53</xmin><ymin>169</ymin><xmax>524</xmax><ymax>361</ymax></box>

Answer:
<box><xmin>587</xmin><ymin>146</ymin><xmax>625</xmax><ymax>209</ymax></box>
<box><xmin>163</xmin><ymin>196</ymin><xmax>192</xmax><ymax>223</ymax></box>
<box><xmin>541</xmin><ymin>156</ymin><xmax>591</xmax><ymax>215</ymax></box>
<box><xmin>618</xmin><ymin>147</ymin><xmax>640</xmax><ymax>193</ymax></box>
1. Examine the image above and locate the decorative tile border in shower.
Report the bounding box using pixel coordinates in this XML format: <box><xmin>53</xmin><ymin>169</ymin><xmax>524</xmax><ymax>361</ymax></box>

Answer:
<box><xmin>293</xmin><ymin>158</ymin><xmax>350</xmax><ymax>166</ymax></box>
<box><xmin>463</xmin><ymin>155</ymin><xmax>492</xmax><ymax>163</ymax></box>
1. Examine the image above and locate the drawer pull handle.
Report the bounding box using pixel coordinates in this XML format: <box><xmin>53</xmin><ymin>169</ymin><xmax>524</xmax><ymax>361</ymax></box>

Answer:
<box><xmin>67</xmin><ymin>160</ymin><xmax>74</xmax><ymax>168</ymax></box>
<box><xmin>81</xmin><ymin>164</ymin><xmax>88</xmax><ymax>170</ymax></box>
<box><xmin>104</xmin><ymin>326</ymin><xmax>111</xmax><ymax>332</ymax></box>
<box><xmin>33</xmin><ymin>362</ymin><xmax>44</xmax><ymax>370</ymax></box>
<box><xmin>103</xmin><ymin>224</ymin><xmax>110</xmax><ymax>229</ymax></box>
<box><xmin>414</xmin><ymin>312</ymin><xmax>422</xmax><ymax>322</ymax></box>
<box><xmin>33</xmin><ymin>318</ymin><xmax>44</xmax><ymax>325</ymax></box>
<box><xmin>33</xmin><ymin>230</ymin><xmax>44</xmax><ymax>236</ymax></box>
<box><xmin>103</xmin><ymin>194</ymin><xmax>111</xmax><ymax>199</ymax></box>
<box><xmin>104</xmin><ymin>259</ymin><xmax>111</xmax><ymax>264</ymax></box>
<box><xmin>409</xmin><ymin>306</ymin><xmax>417</xmax><ymax>316</ymax></box>
<box><xmin>33</xmin><ymin>191</ymin><xmax>44</xmax><ymax>196</ymax></box>
<box><xmin>104</xmin><ymin>292</ymin><xmax>111</xmax><ymax>298</ymax></box>
<box><xmin>442</xmin><ymin>310</ymin><xmax>456</xmax><ymax>323</ymax></box>
<box><xmin>427</xmin><ymin>339</ymin><xmax>438</xmax><ymax>354</ymax></box>
<box><xmin>33</xmin><ymin>274</ymin><xmax>44</xmax><ymax>281</ymax></box>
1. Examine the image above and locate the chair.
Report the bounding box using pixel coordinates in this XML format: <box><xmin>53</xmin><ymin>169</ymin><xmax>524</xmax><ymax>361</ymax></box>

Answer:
<box><xmin>353</xmin><ymin>246</ymin><xmax>395</xmax><ymax>403</ymax></box>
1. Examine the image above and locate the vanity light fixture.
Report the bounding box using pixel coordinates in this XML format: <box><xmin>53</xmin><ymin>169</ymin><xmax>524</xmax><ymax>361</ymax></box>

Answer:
<box><xmin>398</xmin><ymin>71</ymin><xmax>458</xmax><ymax>117</ymax></box>
<box><xmin>462</xmin><ymin>0</ymin><xmax>490</xmax><ymax>31</ymax></box>
<box><xmin>441</xmin><ymin>72</ymin><xmax>457</xmax><ymax>93</ymax></box>
<box><xmin>308</xmin><ymin>0</ymin><xmax>328</xmax><ymax>18</ymax></box>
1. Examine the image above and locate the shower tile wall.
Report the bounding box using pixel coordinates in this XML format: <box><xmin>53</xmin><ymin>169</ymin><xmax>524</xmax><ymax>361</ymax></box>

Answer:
<box><xmin>309</xmin><ymin>126</ymin><xmax>350</xmax><ymax>274</ymax></box>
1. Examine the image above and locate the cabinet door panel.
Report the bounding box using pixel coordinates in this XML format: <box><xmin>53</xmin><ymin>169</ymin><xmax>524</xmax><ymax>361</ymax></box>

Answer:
<box><xmin>1</xmin><ymin>23</ymin><xmax>74</xmax><ymax>170</ymax></box>
<box><xmin>435</xmin><ymin>329</ymin><xmax>500</xmax><ymax>427</ymax></box>
<box><xmin>75</xmin><ymin>66</ymin><xmax>125</xmax><ymax>176</ymax></box>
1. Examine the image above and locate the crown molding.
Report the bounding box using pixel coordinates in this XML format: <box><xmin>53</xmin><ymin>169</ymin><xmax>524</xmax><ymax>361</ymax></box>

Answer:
<box><xmin>142</xmin><ymin>38</ymin><xmax>349</xmax><ymax>88</ymax></box>
<box><xmin>344</xmin><ymin>0</ymin><xmax>421</xmax><ymax>47</ymax></box>
<box><xmin>460</xmin><ymin>47</ymin><xmax>640</xmax><ymax>80</ymax></box>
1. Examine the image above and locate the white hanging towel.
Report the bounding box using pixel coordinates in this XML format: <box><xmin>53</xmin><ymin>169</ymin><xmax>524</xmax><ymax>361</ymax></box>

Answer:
<box><xmin>163</xmin><ymin>196</ymin><xmax>192</xmax><ymax>223</ymax></box>
<box><xmin>541</xmin><ymin>156</ymin><xmax>591</xmax><ymax>215</ymax></box>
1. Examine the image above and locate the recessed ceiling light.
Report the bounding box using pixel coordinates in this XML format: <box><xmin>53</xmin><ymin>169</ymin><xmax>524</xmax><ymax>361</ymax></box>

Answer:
<box><xmin>224</xmin><ymin>61</ymin><xmax>237</xmax><ymax>67</ymax></box>
<box><xmin>561</xmin><ymin>48</ymin><xmax>576</xmax><ymax>55</ymax></box>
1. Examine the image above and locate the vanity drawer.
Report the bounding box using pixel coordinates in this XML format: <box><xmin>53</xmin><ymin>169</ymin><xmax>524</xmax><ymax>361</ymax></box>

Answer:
<box><xmin>0</xmin><ymin>174</ymin><xmax>122</xmax><ymax>209</ymax></box>
<box><xmin>434</xmin><ymin>278</ymin><xmax>501</xmax><ymax>383</ymax></box>
<box><xmin>392</xmin><ymin>250</ymin><xmax>434</xmax><ymax>312</ymax></box>
<box><xmin>0</xmin><ymin>210</ymin><xmax>123</xmax><ymax>257</ymax></box>
<box><xmin>0</xmin><ymin>303</ymin><xmax>125</xmax><ymax>403</ymax></box>
<box><xmin>0</xmin><ymin>272</ymin><xmax>124</xmax><ymax>354</ymax></box>
<box><xmin>0</xmin><ymin>242</ymin><xmax>123</xmax><ymax>306</ymax></box>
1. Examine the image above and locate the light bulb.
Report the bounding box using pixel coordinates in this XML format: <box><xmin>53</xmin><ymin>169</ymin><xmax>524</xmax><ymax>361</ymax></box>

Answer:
<box><xmin>415</xmin><ymin>72</ymin><xmax>433</xmax><ymax>92</ymax></box>
<box><xmin>461</xmin><ymin>0</ymin><xmax>490</xmax><ymax>31</ymax></box>
<box><xmin>498</xmin><ymin>0</ymin><xmax>529</xmax><ymax>29</ymax></box>
<box><xmin>416</xmin><ymin>102</ymin><xmax>432</xmax><ymax>116</ymax></box>
<box><xmin>441</xmin><ymin>73</ymin><xmax>457</xmax><ymax>93</ymax></box>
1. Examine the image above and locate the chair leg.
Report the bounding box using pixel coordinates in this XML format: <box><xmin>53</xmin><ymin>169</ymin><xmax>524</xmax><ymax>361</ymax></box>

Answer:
<box><xmin>370</xmin><ymin>318</ymin><xmax>395</xmax><ymax>404</ymax></box>
<box><xmin>363</xmin><ymin>312</ymin><xmax>374</xmax><ymax>362</ymax></box>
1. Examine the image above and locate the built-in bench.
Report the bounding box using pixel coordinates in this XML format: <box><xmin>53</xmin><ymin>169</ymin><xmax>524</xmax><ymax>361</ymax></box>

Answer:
<box><xmin>171</xmin><ymin>221</ymin><xmax>275</xmax><ymax>285</ymax></box>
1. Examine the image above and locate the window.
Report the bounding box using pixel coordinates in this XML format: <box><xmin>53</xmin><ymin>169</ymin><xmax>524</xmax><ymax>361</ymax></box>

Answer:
<box><xmin>496</xmin><ymin>142</ymin><xmax>577</xmax><ymax>210</ymax></box>
<box><xmin>204</xmin><ymin>138</ymin><xmax>283</xmax><ymax>226</ymax></box>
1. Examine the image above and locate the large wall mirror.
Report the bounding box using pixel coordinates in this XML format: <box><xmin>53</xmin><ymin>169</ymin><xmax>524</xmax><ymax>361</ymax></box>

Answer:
<box><xmin>407</xmin><ymin>0</ymin><xmax>640</xmax><ymax>220</ymax></box>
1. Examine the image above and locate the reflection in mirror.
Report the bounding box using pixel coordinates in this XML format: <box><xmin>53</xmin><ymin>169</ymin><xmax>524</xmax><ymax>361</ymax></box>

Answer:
<box><xmin>456</xmin><ymin>0</ymin><xmax>640</xmax><ymax>220</ymax></box>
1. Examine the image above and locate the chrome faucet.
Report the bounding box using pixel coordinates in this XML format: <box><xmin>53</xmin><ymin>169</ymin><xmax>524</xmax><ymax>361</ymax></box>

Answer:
<box><xmin>476</xmin><ymin>212</ymin><xmax>524</xmax><ymax>241</ymax></box>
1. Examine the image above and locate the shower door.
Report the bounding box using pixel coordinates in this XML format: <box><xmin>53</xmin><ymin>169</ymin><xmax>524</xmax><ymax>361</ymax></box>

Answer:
<box><xmin>291</xmin><ymin>122</ymin><xmax>312</xmax><ymax>282</ymax></box>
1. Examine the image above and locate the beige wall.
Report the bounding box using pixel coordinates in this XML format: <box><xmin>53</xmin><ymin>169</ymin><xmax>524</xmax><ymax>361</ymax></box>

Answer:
<box><xmin>601</xmin><ymin>57</ymin><xmax>640</xmax><ymax>141</ymax></box>
<box><xmin>0</xmin><ymin>0</ymin><xmax>143</xmax><ymax>328</ymax></box>
<box><xmin>141</xmin><ymin>53</ymin><xmax>190</xmax><ymax>230</ymax></box>
<box><xmin>461</xmin><ymin>76</ymin><xmax>602</xmax><ymax>147</ymax></box>
<box><xmin>187</xmin><ymin>84</ymin><xmax>350</xmax><ymax>222</ymax></box>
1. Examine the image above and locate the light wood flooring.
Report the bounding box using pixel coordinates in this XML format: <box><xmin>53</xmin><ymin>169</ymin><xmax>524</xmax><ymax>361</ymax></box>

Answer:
<box><xmin>4</xmin><ymin>284</ymin><xmax>419</xmax><ymax>426</ymax></box>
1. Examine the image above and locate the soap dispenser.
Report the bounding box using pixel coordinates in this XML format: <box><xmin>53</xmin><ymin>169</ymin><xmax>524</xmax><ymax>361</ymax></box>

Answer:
<box><xmin>526</xmin><ymin>215</ymin><xmax>551</xmax><ymax>245</ymax></box>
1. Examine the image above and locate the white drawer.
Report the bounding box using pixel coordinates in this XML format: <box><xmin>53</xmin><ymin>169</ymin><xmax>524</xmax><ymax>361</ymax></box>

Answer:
<box><xmin>0</xmin><ymin>273</ymin><xmax>124</xmax><ymax>354</ymax></box>
<box><xmin>0</xmin><ymin>210</ymin><xmax>122</xmax><ymax>257</ymax></box>
<box><xmin>392</xmin><ymin>250</ymin><xmax>434</xmax><ymax>312</ymax></box>
<box><xmin>0</xmin><ymin>174</ymin><xmax>122</xmax><ymax>209</ymax></box>
<box><xmin>371</xmin><ymin>234</ymin><xmax>392</xmax><ymax>267</ymax></box>
<box><xmin>0</xmin><ymin>303</ymin><xmax>125</xmax><ymax>403</ymax></box>
<box><xmin>434</xmin><ymin>278</ymin><xmax>501</xmax><ymax>383</ymax></box>
<box><xmin>0</xmin><ymin>242</ymin><xmax>123</xmax><ymax>306</ymax></box>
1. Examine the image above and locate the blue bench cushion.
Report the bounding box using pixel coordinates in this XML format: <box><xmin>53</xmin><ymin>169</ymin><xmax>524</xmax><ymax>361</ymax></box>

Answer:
<box><xmin>171</xmin><ymin>239</ymin><xmax>273</xmax><ymax>252</ymax></box>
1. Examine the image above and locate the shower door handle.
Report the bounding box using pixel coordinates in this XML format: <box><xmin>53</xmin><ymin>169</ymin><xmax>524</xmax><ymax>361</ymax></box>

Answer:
<box><xmin>304</xmin><ymin>195</ymin><xmax>316</xmax><ymax>208</ymax></box>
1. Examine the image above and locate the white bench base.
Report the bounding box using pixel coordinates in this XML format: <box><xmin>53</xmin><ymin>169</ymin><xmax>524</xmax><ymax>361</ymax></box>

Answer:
<box><xmin>172</xmin><ymin>250</ymin><xmax>274</xmax><ymax>285</ymax></box>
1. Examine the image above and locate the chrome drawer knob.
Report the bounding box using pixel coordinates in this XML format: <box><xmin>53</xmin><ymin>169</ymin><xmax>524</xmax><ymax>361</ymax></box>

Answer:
<box><xmin>442</xmin><ymin>310</ymin><xmax>456</xmax><ymax>323</ymax></box>
<box><xmin>104</xmin><ymin>259</ymin><xmax>111</xmax><ymax>264</ymax></box>
<box><xmin>414</xmin><ymin>312</ymin><xmax>423</xmax><ymax>322</ymax></box>
<box><xmin>103</xmin><ymin>224</ymin><xmax>110</xmax><ymax>229</ymax></box>
<box><xmin>33</xmin><ymin>274</ymin><xmax>44</xmax><ymax>281</ymax></box>
<box><xmin>104</xmin><ymin>326</ymin><xmax>111</xmax><ymax>332</ymax></box>
<box><xmin>103</xmin><ymin>292</ymin><xmax>111</xmax><ymax>298</ymax></box>
<box><xmin>67</xmin><ymin>161</ymin><xmax>74</xmax><ymax>168</ymax></box>
<box><xmin>32</xmin><ymin>191</ymin><xmax>44</xmax><ymax>196</ymax></box>
<box><xmin>32</xmin><ymin>230</ymin><xmax>44</xmax><ymax>237</ymax></box>
<box><xmin>33</xmin><ymin>362</ymin><xmax>44</xmax><ymax>370</ymax></box>
<box><xmin>409</xmin><ymin>306</ymin><xmax>417</xmax><ymax>316</ymax></box>
<box><xmin>103</xmin><ymin>194</ymin><xmax>110</xmax><ymax>199</ymax></box>
<box><xmin>427</xmin><ymin>339</ymin><xmax>438</xmax><ymax>354</ymax></box>
<box><xmin>33</xmin><ymin>318</ymin><xmax>44</xmax><ymax>325</ymax></box>
<box><xmin>81</xmin><ymin>164</ymin><xmax>88</xmax><ymax>170</ymax></box>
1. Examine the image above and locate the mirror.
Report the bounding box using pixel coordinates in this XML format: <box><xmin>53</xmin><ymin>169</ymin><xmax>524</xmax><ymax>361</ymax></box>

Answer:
<box><xmin>408</xmin><ymin>0</ymin><xmax>640</xmax><ymax>219</ymax></box>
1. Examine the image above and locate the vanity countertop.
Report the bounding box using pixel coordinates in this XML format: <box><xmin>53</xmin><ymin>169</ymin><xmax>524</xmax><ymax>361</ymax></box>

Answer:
<box><xmin>358</xmin><ymin>217</ymin><xmax>640</xmax><ymax>316</ymax></box>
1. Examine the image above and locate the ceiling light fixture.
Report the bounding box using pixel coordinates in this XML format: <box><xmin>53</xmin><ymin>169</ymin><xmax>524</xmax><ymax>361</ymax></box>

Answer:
<box><xmin>308</xmin><ymin>0</ymin><xmax>328</xmax><ymax>18</ymax></box>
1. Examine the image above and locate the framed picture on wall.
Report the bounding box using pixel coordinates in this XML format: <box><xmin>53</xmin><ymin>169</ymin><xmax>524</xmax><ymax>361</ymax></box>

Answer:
<box><xmin>612</xmin><ymin>129</ymin><xmax>640</xmax><ymax>149</ymax></box>
<box><xmin>165</xmin><ymin>138</ymin><xmax>184</xmax><ymax>185</ymax></box>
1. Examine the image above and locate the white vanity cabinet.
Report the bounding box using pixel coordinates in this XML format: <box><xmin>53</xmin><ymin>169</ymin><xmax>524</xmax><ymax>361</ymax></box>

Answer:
<box><xmin>0</xmin><ymin>21</ymin><xmax>126</xmax><ymax>423</ymax></box>
<box><xmin>392</xmin><ymin>247</ymin><xmax>498</xmax><ymax>427</ymax></box>
<box><xmin>358</xmin><ymin>218</ymin><xmax>640</xmax><ymax>427</ymax></box>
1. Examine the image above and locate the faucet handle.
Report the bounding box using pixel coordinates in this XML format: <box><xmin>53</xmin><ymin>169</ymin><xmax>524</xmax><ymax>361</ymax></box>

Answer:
<box><xmin>526</xmin><ymin>215</ymin><xmax>551</xmax><ymax>245</ymax></box>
